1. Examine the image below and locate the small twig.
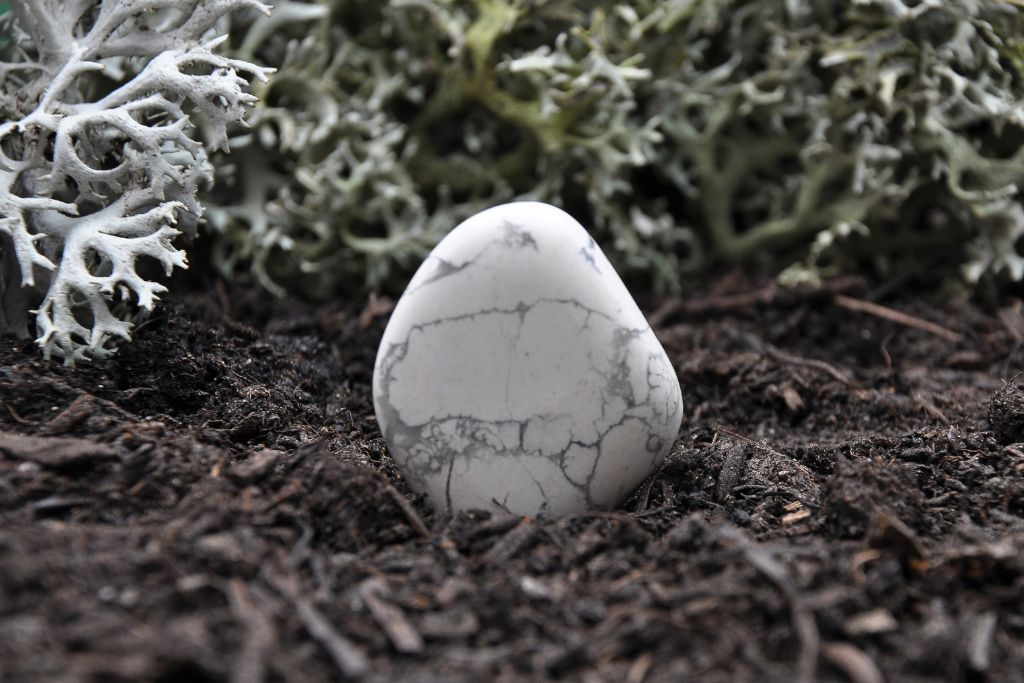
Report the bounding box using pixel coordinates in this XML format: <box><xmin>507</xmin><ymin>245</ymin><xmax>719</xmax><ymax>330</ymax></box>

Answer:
<box><xmin>763</xmin><ymin>345</ymin><xmax>853</xmax><ymax>386</ymax></box>
<box><xmin>913</xmin><ymin>392</ymin><xmax>950</xmax><ymax>425</ymax></box>
<box><xmin>227</xmin><ymin>579</ymin><xmax>276</xmax><ymax>683</ymax></box>
<box><xmin>468</xmin><ymin>514</ymin><xmax>525</xmax><ymax>539</ymax></box>
<box><xmin>359</xmin><ymin>578</ymin><xmax>424</xmax><ymax>655</ymax></box>
<box><xmin>635</xmin><ymin>504</ymin><xmax>676</xmax><ymax>518</ymax></box>
<box><xmin>718</xmin><ymin>526</ymin><xmax>819</xmax><ymax>683</ymax></box>
<box><xmin>381</xmin><ymin>480</ymin><xmax>431</xmax><ymax>540</ymax></box>
<box><xmin>924</xmin><ymin>491</ymin><xmax>956</xmax><ymax>507</ymax></box>
<box><xmin>879</xmin><ymin>332</ymin><xmax>894</xmax><ymax>371</ymax></box>
<box><xmin>780</xmin><ymin>508</ymin><xmax>812</xmax><ymax>525</ymax></box>
<box><xmin>821</xmin><ymin>642</ymin><xmax>884</xmax><ymax>683</ymax></box>
<box><xmin>634</xmin><ymin>472</ymin><xmax>657</xmax><ymax>511</ymax></box>
<box><xmin>264</xmin><ymin>568</ymin><xmax>369</xmax><ymax>680</ymax></box>
<box><xmin>215</xmin><ymin>278</ymin><xmax>234</xmax><ymax>320</ymax></box>
<box><xmin>2</xmin><ymin>401</ymin><xmax>34</xmax><ymax>425</ymax></box>
<box><xmin>481</xmin><ymin>518</ymin><xmax>538</xmax><ymax>565</ymax></box>
<box><xmin>132</xmin><ymin>314</ymin><xmax>167</xmax><ymax>334</ymax></box>
<box><xmin>730</xmin><ymin>330</ymin><xmax>853</xmax><ymax>385</ymax></box>
<box><xmin>648</xmin><ymin>285</ymin><xmax>782</xmax><ymax>326</ymax></box>
<box><xmin>730</xmin><ymin>484</ymin><xmax>821</xmax><ymax>510</ymax></box>
<box><xmin>647</xmin><ymin>276</ymin><xmax>864</xmax><ymax>327</ymax></box>
<box><xmin>834</xmin><ymin>294</ymin><xmax>963</xmax><ymax>343</ymax></box>
<box><xmin>626</xmin><ymin>652</ymin><xmax>654</xmax><ymax>683</ymax></box>
<box><xmin>718</xmin><ymin>428</ymin><xmax>753</xmax><ymax>443</ymax></box>
<box><xmin>359</xmin><ymin>292</ymin><xmax>395</xmax><ymax>329</ymax></box>
<box><xmin>260</xmin><ymin>478</ymin><xmax>304</xmax><ymax>512</ymax></box>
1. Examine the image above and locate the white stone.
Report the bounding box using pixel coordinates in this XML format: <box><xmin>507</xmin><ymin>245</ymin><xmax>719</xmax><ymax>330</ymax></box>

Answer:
<box><xmin>372</xmin><ymin>202</ymin><xmax>683</xmax><ymax>517</ymax></box>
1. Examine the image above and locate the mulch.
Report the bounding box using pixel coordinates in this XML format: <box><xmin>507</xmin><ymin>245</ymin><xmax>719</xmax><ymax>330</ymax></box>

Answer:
<box><xmin>1</xmin><ymin>275</ymin><xmax>1022</xmax><ymax>682</ymax></box>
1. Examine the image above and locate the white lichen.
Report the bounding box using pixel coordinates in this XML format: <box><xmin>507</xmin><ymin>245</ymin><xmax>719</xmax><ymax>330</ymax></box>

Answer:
<box><xmin>0</xmin><ymin>0</ymin><xmax>272</xmax><ymax>363</ymax></box>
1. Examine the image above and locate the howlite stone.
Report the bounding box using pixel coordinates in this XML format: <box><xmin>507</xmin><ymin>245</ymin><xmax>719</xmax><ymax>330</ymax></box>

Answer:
<box><xmin>373</xmin><ymin>202</ymin><xmax>683</xmax><ymax>516</ymax></box>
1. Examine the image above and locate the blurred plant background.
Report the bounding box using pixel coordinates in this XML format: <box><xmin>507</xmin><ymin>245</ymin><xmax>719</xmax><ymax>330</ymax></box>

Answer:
<box><xmin>204</xmin><ymin>0</ymin><xmax>1024</xmax><ymax>300</ymax></box>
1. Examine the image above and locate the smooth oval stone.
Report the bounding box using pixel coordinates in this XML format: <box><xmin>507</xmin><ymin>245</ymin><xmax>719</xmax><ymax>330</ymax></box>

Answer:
<box><xmin>372</xmin><ymin>202</ymin><xmax>683</xmax><ymax>516</ymax></box>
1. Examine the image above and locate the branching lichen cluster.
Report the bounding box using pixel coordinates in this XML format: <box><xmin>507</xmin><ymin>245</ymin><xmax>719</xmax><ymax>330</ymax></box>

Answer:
<box><xmin>0</xmin><ymin>0</ymin><xmax>269</xmax><ymax>362</ymax></box>
<box><xmin>208</xmin><ymin>0</ymin><xmax>1024</xmax><ymax>297</ymax></box>
<box><xmin>2</xmin><ymin>0</ymin><xmax>1022</xmax><ymax>361</ymax></box>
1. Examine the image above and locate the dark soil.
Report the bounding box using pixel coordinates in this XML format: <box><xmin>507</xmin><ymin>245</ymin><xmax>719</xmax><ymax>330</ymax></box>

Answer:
<box><xmin>1</xmin><ymin>276</ymin><xmax>1023</xmax><ymax>683</ymax></box>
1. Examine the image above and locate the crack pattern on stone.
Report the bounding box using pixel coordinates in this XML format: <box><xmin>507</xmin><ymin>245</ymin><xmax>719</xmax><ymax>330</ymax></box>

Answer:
<box><xmin>373</xmin><ymin>204</ymin><xmax>684</xmax><ymax>516</ymax></box>
<box><xmin>405</xmin><ymin>221</ymin><xmax>539</xmax><ymax>295</ymax></box>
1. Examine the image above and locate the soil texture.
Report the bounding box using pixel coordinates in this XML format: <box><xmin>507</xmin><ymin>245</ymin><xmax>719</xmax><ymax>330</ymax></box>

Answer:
<box><xmin>1</xmin><ymin>276</ymin><xmax>1023</xmax><ymax>682</ymax></box>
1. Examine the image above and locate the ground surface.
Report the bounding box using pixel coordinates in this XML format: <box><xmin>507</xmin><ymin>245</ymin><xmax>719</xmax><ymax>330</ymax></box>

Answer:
<box><xmin>1</xmin><ymin>276</ymin><xmax>1022</xmax><ymax>683</ymax></box>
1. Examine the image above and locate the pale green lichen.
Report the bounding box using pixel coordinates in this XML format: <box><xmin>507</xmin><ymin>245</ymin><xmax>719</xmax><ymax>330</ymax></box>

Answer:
<box><xmin>208</xmin><ymin>0</ymin><xmax>1024</xmax><ymax>297</ymax></box>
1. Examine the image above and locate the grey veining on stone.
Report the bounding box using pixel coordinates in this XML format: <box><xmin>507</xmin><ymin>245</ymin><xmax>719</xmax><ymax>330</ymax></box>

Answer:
<box><xmin>372</xmin><ymin>202</ymin><xmax>684</xmax><ymax>517</ymax></box>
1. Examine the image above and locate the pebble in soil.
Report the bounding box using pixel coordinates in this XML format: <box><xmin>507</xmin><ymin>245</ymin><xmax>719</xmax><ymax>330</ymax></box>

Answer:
<box><xmin>372</xmin><ymin>202</ymin><xmax>684</xmax><ymax>516</ymax></box>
